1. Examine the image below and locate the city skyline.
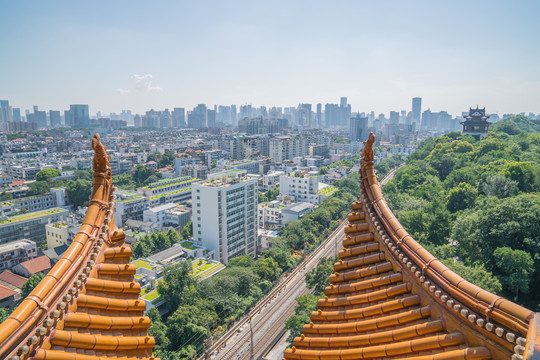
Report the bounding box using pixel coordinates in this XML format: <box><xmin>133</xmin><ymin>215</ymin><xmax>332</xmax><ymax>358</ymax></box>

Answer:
<box><xmin>1</xmin><ymin>1</ymin><xmax>540</xmax><ymax>115</ymax></box>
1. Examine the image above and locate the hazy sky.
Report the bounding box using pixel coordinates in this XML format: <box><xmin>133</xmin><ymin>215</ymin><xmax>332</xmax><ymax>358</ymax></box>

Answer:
<box><xmin>1</xmin><ymin>1</ymin><xmax>539</xmax><ymax>116</ymax></box>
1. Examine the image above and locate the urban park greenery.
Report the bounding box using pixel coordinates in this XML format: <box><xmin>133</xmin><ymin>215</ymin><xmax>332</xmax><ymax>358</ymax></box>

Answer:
<box><xmin>382</xmin><ymin>116</ymin><xmax>539</xmax><ymax>309</ymax></box>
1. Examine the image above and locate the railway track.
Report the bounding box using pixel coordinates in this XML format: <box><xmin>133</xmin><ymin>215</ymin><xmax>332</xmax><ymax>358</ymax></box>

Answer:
<box><xmin>205</xmin><ymin>220</ymin><xmax>348</xmax><ymax>360</ymax></box>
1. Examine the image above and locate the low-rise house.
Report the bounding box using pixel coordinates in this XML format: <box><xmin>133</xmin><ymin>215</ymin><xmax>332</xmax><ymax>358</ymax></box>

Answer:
<box><xmin>0</xmin><ymin>284</ymin><xmax>17</xmax><ymax>309</ymax></box>
<box><xmin>13</xmin><ymin>255</ymin><xmax>51</xmax><ymax>278</ymax></box>
<box><xmin>281</xmin><ymin>202</ymin><xmax>315</xmax><ymax>224</ymax></box>
<box><xmin>143</xmin><ymin>203</ymin><xmax>191</xmax><ymax>230</ymax></box>
<box><xmin>0</xmin><ymin>270</ymin><xmax>27</xmax><ymax>290</ymax></box>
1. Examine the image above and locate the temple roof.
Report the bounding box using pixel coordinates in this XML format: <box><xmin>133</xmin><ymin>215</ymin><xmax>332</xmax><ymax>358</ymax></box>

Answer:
<box><xmin>0</xmin><ymin>134</ymin><xmax>156</xmax><ymax>360</ymax></box>
<box><xmin>284</xmin><ymin>132</ymin><xmax>536</xmax><ymax>360</ymax></box>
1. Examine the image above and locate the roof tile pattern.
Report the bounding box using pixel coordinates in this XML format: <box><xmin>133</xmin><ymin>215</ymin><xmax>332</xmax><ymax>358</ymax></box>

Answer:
<box><xmin>284</xmin><ymin>133</ymin><xmax>536</xmax><ymax>360</ymax></box>
<box><xmin>0</xmin><ymin>134</ymin><xmax>156</xmax><ymax>360</ymax></box>
<box><xmin>0</xmin><ymin>270</ymin><xmax>27</xmax><ymax>289</ymax></box>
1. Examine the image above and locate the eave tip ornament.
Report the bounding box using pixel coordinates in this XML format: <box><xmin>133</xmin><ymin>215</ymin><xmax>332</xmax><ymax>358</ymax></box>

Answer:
<box><xmin>91</xmin><ymin>133</ymin><xmax>111</xmax><ymax>173</ymax></box>
<box><xmin>362</xmin><ymin>131</ymin><xmax>375</xmax><ymax>162</ymax></box>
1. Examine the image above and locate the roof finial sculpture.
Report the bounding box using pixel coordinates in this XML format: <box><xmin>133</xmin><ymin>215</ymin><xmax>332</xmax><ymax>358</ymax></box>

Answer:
<box><xmin>91</xmin><ymin>133</ymin><xmax>110</xmax><ymax>172</ymax></box>
<box><xmin>362</xmin><ymin>131</ymin><xmax>375</xmax><ymax>162</ymax></box>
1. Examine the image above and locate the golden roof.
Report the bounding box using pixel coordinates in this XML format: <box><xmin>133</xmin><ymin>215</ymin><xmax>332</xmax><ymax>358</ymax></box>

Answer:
<box><xmin>0</xmin><ymin>134</ymin><xmax>156</xmax><ymax>360</ymax></box>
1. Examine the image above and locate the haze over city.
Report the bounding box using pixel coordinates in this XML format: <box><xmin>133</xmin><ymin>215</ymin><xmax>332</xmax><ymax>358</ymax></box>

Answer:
<box><xmin>2</xmin><ymin>0</ymin><xmax>540</xmax><ymax>115</ymax></box>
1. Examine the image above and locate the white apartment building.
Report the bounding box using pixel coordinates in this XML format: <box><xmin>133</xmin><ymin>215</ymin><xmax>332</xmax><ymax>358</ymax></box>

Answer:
<box><xmin>114</xmin><ymin>192</ymin><xmax>149</xmax><ymax>227</ymax></box>
<box><xmin>258</xmin><ymin>201</ymin><xmax>284</xmax><ymax>230</ymax></box>
<box><xmin>192</xmin><ymin>170</ymin><xmax>257</xmax><ymax>264</ymax></box>
<box><xmin>0</xmin><ymin>239</ymin><xmax>37</xmax><ymax>271</ymax></box>
<box><xmin>279</xmin><ymin>173</ymin><xmax>320</xmax><ymax>204</ymax></box>
<box><xmin>143</xmin><ymin>203</ymin><xmax>191</xmax><ymax>230</ymax></box>
<box><xmin>279</xmin><ymin>173</ymin><xmax>335</xmax><ymax>205</ymax></box>
<box><xmin>261</xmin><ymin>170</ymin><xmax>284</xmax><ymax>191</ymax></box>
<box><xmin>269</xmin><ymin>136</ymin><xmax>308</xmax><ymax>163</ymax></box>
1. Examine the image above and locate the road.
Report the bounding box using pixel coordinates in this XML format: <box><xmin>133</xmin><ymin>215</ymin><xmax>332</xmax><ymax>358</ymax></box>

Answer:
<box><xmin>205</xmin><ymin>165</ymin><xmax>402</xmax><ymax>360</ymax></box>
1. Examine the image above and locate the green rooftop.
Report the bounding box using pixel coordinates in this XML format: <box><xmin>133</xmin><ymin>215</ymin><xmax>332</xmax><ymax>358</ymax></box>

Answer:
<box><xmin>141</xmin><ymin>177</ymin><xmax>199</xmax><ymax>191</ymax></box>
<box><xmin>118</xmin><ymin>195</ymin><xmax>144</xmax><ymax>203</ymax></box>
<box><xmin>132</xmin><ymin>259</ymin><xmax>152</xmax><ymax>270</ymax></box>
<box><xmin>143</xmin><ymin>290</ymin><xmax>161</xmax><ymax>301</ymax></box>
<box><xmin>0</xmin><ymin>208</ymin><xmax>66</xmax><ymax>225</ymax></box>
<box><xmin>149</xmin><ymin>187</ymin><xmax>191</xmax><ymax>201</ymax></box>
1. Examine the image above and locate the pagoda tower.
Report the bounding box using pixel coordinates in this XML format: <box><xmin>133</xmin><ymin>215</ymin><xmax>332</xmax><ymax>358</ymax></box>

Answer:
<box><xmin>461</xmin><ymin>106</ymin><xmax>491</xmax><ymax>139</ymax></box>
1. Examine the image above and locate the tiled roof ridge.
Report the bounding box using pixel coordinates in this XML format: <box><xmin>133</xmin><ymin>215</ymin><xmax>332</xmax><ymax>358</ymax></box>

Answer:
<box><xmin>284</xmin><ymin>132</ymin><xmax>537</xmax><ymax>360</ymax></box>
<box><xmin>0</xmin><ymin>134</ymin><xmax>157</xmax><ymax>360</ymax></box>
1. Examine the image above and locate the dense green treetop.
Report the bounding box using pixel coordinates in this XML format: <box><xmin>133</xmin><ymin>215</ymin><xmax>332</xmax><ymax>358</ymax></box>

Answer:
<box><xmin>382</xmin><ymin>115</ymin><xmax>539</xmax><ymax>310</ymax></box>
<box><xmin>36</xmin><ymin>168</ymin><xmax>60</xmax><ymax>181</ymax></box>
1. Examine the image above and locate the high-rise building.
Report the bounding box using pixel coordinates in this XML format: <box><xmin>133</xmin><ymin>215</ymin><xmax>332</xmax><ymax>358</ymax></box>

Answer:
<box><xmin>350</xmin><ymin>115</ymin><xmax>368</xmax><ymax>142</ymax></box>
<box><xmin>12</xmin><ymin>108</ymin><xmax>21</xmax><ymax>122</ymax></box>
<box><xmin>231</xmin><ymin>105</ymin><xmax>237</xmax><ymax>126</ymax></box>
<box><xmin>172</xmin><ymin>108</ymin><xmax>186</xmax><ymax>128</ymax></box>
<box><xmin>297</xmin><ymin>104</ymin><xmax>312</xmax><ymax>127</ymax></box>
<box><xmin>65</xmin><ymin>105</ymin><xmax>89</xmax><ymax>128</ymax></box>
<box><xmin>389</xmin><ymin>111</ymin><xmax>399</xmax><ymax>124</ymax></box>
<box><xmin>27</xmin><ymin>106</ymin><xmax>47</xmax><ymax>128</ymax></box>
<box><xmin>134</xmin><ymin>114</ymin><xmax>142</xmax><ymax>127</ymax></box>
<box><xmin>325</xmin><ymin>97</ymin><xmax>351</xmax><ymax>128</ymax></box>
<box><xmin>192</xmin><ymin>170</ymin><xmax>257</xmax><ymax>264</ymax></box>
<box><xmin>0</xmin><ymin>101</ymin><xmax>12</xmax><ymax>131</ymax></box>
<box><xmin>269</xmin><ymin>135</ymin><xmax>308</xmax><ymax>163</ymax></box>
<box><xmin>324</xmin><ymin>103</ymin><xmax>339</xmax><ymax>128</ymax></box>
<box><xmin>412</xmin><ymin>97</ymin><xmax>422</xmax><ymax>124</ymax></box>
<box><xmin>159</xmin><ymin>109</ymin><xmax>171</xmax><ymax>128</ymax></box>
<box><xmin>188</xmin><ymin>104</ymin><xmax>207</xmax><ymax>129</ymax></box>
<box><xmin>316</xmin><ymin>103</ymin><xmax>322</xmax><ymax>128</ymax></box>
<box><xmin>49</xmin><ymin>110</ymin><xmax>61</xmax><ymax>127</ymax></box>
<box><xmin>207</xmin><ymin>109</ymin><xmax>216</xmax><ymax>127</ymax></box>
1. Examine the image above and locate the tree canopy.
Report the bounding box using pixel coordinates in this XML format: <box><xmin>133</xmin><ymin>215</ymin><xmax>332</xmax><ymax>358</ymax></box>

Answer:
<box><xmin>382</xmin><ymin>116</ymin><xmax>540</xmax><ymax>310</ymax></box>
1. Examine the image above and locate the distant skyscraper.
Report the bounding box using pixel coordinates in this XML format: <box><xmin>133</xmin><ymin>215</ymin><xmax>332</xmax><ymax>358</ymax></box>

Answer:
<box><xmin>231</xmin><ymin>105</ymin><xmax>237</xmax><ymax>126</ymax></box>
<box><xmin>297</xmin><ymin>104</ymin><xmax>312</xmax><ymax>127</ymax></box>
<box><xmin>207</xmin><ymin>109</ymin><xmax>216</xmax><ymax>127</ymax></box>
<box><xmin>316</xmin><ymin>103</ymin><xmax>322</xmax><ymax>128</ymax></box>
<box><xmin>49</xmin><ymin>110</ymin><xmax>61</xmax><ymax>127</ymax></box>
<box><xmin>28</xmin><ymin>106</ymin><xmax>47</xmax><ymax>128</ymax></box>
<box><xmin>12</xmin><ymin>108</ymin><xmax>21</xmax><ymax>122</ymax></box>
<box><xmin>324</xmin><ymin>103</ymin><xmax>339</xmax><ymax>128</ymax></box>
<box><xmin>0</xmin><ymin>101</ymin><xmax>12</xmax><ymax>131</ymax></box>
<box><xmin>159</xmin><ymin>109</ymin><xmax>172</xmax><ymax>128</ymax></box>
<box><xmin>412</xmin><ymin>97</ymin><xmax>422</xmax><ymax>123</ymax></box>
<box><xmin>66</xmin><ymin>105</ymin><xmax>89</xmax><ymax>128</ymax></box>
<box><xmin>389</xmin><ymin>111</ymin><xmax>399</xmax><ymax>124</ymax></box>
<box><xmin>340</xmin><ymin>97</ymin><xmax>351</xmax><ymax>127</ymax></box>
<box><xmin>350</xmin><ymin>115</ymin><xmax>368</xmax><ymax>142</ymax></box>
<box><xmin>134</xmin><ymin>114</ymin><xmax>142</xmax><ymax>127</ymax></box>
<box><xmin>188</xmin><ymin>104</ymin><xmax>207</xmax><ymax>129</ymax></box>
<box><xmin>172</xmin><ymin>108</ymin><xmax>186</xmax><ymax>128</ymax></box>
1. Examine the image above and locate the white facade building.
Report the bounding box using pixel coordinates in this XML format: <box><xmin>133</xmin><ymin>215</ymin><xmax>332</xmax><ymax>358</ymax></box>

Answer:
<box><xmin>279</xmin><ymin>174</ymin><xmax>326</xmax><ymax>204</ymax></box>
<box><xmin>0</xmin><ymin>239</ymin><xmax>37</xmax><ymax>271</ymax></box>
<box><xmin>192</xmin><ymin>170</ymin><xmax>257</xmax><ymax>264</ymax></box>
<box><xmin>261</xmin><ymin>170</ymin><xmax>284</xmax><ymax>191</ymax></box>
<box><xmin>269</xmin><ymin>136</ymin><xmax>308</xmax><ymax>163</ymax></box>
<box><xmin>143</xmin><ymin>203</ymin><xmax>191</xmax><ymax>230</ymax></box>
